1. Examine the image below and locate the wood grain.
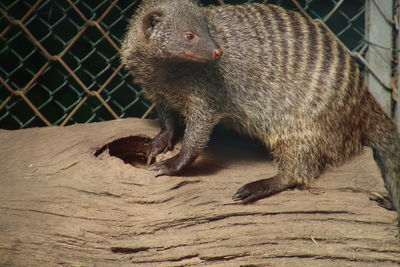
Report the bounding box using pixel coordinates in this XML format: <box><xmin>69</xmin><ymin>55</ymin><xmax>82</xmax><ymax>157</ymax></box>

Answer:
<box><xmin>0</xmin><ymin>118</ymin><xmax>398</xmax><ymax>266</ymax></box>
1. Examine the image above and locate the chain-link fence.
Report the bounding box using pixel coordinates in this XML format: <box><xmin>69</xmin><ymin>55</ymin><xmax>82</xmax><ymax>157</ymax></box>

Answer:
<box><xmin>0</xmin><ymin>0</ymin><xmax>389</xmax><ymax>130</ymax></box>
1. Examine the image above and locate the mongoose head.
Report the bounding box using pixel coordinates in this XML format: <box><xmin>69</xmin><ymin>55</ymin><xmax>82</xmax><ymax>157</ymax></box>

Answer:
<box><xmin>138</xmin><ymin>0</ymin><xmax>223</xmax><ymax>62</ymax></box>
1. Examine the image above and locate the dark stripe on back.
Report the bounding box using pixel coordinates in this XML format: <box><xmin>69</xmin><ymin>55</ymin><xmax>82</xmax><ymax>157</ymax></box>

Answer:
<box><xmin>255</xmin><ymin>5</ymin><xmax>281</xmax><ymax>82</ymax></box>
<box><xmin>304</xmin><ymin>19</ymin><xmax>319</xmax><ymax>84</ymax></box>
<box><xmin>286</xmin><ymin>11</ymin><xmax>306</xmax><ymax>78</ymax></box>
<box><xmin>268</xmin><ymin>5</ymin><xmax>289</xmax><ymax>79</ymax></box>
<box><xmin>315</xmin><ymin>32</ymin><xmax>349</xmax><ymax>112</ymax></box>
<box><xmin>237</xmin><ymin>5</ymin><xmax>265</xmax><ymax>52</ymax></box>
<box><xmin>341</xmin><ymin>49</ymin><xmax>359</xmax><ymax>108</ymax></box>
<box><xmin>307</xmin><ymin>24</ymin><xmax>335</xmax><ymax>110</ymax></box>
<box><xmin>318</xmin><ymin>25</ymin><xmax>335</xmax><ymax>85</ymax></box>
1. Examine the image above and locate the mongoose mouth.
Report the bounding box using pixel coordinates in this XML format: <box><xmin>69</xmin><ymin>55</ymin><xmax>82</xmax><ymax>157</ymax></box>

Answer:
<box><xmin>183</xmin><ymin>50</ymin><xmax>222</xmax><ymax>63</ymax></box>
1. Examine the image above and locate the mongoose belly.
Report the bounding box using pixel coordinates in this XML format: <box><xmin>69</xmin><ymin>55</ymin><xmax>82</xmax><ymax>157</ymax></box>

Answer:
<box><xmin>121</xmin><ymin>0</ymin><xmax>400</xmax><ymax>226</ymax></box>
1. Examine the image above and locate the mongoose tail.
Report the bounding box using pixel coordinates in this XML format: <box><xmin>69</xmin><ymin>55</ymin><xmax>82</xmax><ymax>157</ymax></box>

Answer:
<box><xmin>121</xmin><ymin>0</ymin><xmax>400</xmax><ymax>225</ymax></box>
<box><xmin>373</xmin><ymin>130</ymin><xmax>400</xmax><ymax>216</ymax></box>
<box><xmin>367</xmin><ymin>99</ymin><xmax>400</xmax><ymax>215</ymax></box>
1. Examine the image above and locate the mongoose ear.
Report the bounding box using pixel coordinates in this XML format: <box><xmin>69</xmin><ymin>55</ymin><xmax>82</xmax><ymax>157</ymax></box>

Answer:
<box><xmin>142</xmin><ymin>10</ymin><xmax>163</xmax><ymax>39</ymax></box>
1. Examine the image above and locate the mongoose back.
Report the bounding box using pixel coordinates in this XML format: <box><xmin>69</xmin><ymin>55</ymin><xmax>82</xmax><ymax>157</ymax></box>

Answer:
<box><xmin>121</xmin><ymin>0</ymin><xmax>400</xmax><ymax>220</ymax></box>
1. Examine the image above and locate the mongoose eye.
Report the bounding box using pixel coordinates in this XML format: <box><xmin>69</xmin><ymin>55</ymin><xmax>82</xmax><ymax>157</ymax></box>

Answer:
<box><xmin>184</xmin><ymin>32</ymin><xmax>196</xmax><ymax>41</ymax></box>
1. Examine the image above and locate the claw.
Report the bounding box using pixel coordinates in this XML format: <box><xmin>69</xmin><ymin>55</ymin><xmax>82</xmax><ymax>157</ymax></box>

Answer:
<box><xmin>148</xmin><ymin>164</ymin><xmax>170</xmax><ymax>177</ymax></box>
<box><xmin>147</xmin><ymin>151</ymin><xmax>158</xmax><ymax>166</ymax></box>
<box><xmin>232</xmin><ymin>187</ymin><xmax>251</xmax><ymax>202</ymax></box>
<box><xmin>146</xmin><ymin>129</ymin><xmax>175</xmax><ymax>166</ymax></box>
<box><xmin>155</xmin><ymin>170</ymin><xmax>167</xmax><ymax>177</ymax></box>
<box><xmin>232</xmin><ymin>186</ymin><xmax>259</xmax><ymax>203</ymax></box>
<box><xmin>163</xmin><ymin>141</ymin><xmax>173</xmax><ymax>153</ymax></box>
<box><xmin>148</xmin><ymin>163</ymin><xmax>160</xmax><ymax>171</ymax></box>
<box><xmin>146</xmin><ymin>156</ymin><xmax>153</xmax><ymax>167</ymax></box>
<box><xmin>148</xmin><ymin>161</ymin><xmax>171</xmax><ymax>176</ymax></box>
<box><xmin>232</xmin><ymin>178</ymin><xmax>281</xmax><ymax>203</ymax></box>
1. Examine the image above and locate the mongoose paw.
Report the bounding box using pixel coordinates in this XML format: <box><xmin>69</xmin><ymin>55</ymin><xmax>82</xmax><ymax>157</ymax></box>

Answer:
<box><xmin>232</xmin><ymin>178</ymin><xmax>281</xmax><ymax>203</ymax></box>
<box><xmin>148</xmin><ymin>155</ymin><xmax>185</xmax><ymax>177</ymax></box>
<box><xmin>147</xmin><ymin>131</ymin><xmax>174</xmax><ymax>166</ymax></box>
<box><xmin>369</xmin><ymin>192</ymin><xmax>393</xmax><ymax>211</ymax></box>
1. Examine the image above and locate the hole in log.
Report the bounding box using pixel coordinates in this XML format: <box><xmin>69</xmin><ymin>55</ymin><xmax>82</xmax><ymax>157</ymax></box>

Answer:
<box><xmin>94</xmin><ymin>135</ymin><xmax>152</xmax><ymax>169</ymax></box>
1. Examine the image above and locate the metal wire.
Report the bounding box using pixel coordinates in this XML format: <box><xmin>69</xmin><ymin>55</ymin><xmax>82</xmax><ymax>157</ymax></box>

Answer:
<box><xmin>0</xmin><ymin>0</ymin><xmax>369</xmax><ymax>129</ymax></box>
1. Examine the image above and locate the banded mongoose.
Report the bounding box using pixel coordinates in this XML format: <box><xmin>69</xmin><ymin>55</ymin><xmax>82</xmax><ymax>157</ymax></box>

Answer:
<box><xmin>121</xmin><ymin>0</ymin><xmax>400</xmax><ymax>217</ymax></box>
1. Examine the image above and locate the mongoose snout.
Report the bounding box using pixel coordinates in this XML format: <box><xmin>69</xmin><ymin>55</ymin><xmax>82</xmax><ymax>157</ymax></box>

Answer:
<box><xmin>121</xmin><ymin>0</ymin><xmax>400</xmax><ymax>226</ymax></box>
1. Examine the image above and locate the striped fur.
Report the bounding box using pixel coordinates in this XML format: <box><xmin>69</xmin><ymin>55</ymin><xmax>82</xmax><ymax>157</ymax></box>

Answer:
<box><xmin>121</xmin><ymin>1</ymin><xmax>400</xmax><ymax>221</ymax></box>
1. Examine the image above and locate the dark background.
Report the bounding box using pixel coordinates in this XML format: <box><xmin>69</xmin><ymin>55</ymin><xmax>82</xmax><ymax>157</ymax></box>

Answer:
<box><xmin>0</xmin><ymin>0</ymin><xmax>365</xmax><ymax>129</ymax></box>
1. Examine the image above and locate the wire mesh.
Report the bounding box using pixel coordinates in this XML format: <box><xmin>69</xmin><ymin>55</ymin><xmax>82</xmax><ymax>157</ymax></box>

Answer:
<box><xmin>1</xmin><ymin>0</ymin><xmax>367</xmax><ymax>129</ymax></box>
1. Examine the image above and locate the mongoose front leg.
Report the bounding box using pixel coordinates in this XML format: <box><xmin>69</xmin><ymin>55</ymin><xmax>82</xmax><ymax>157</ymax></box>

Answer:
<box><xmin>147</xmin><ymin>105</ymin><xmax>178</xmax><ymax>165</ymax></box>
<box><xmin>149</xmin><ymin>110</ymin><xmax>216</xmax><ymax>176</ymax></box>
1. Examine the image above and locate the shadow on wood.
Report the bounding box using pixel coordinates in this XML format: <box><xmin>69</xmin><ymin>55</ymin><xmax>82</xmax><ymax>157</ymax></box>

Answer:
<box><xmin>0</xmin><ymin>118</ymin><xmax>399</xmax><ymax>266</ymax></box>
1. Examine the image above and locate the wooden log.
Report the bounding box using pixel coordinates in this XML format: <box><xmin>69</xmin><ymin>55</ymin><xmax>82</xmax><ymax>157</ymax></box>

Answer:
<box><xmin>0</xmin><ymin>118</ymin><xmax>399</xmax><ymax>266</ymax></box>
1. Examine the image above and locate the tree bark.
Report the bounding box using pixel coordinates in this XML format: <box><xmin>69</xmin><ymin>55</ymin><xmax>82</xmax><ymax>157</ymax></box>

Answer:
<box><xmin>0</xmin><ymin>118</ymin><xmax>399</xmax><ymax>266</ymax></box>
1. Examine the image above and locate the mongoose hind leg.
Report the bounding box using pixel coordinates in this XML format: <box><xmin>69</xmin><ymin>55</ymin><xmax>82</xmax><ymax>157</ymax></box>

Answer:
<box><xmin>232</xmin><ymin>175</ymin><xmax>296</xmax><ymax>202</ymax></box>
<box><xmin>233</xmin><ymin>140</ymin><xmax>324</xmax><ymax>203</ymax></box>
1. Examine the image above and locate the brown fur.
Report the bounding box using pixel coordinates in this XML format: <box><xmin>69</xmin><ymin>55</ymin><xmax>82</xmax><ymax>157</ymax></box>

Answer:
<box><xmin>121</xmin><ymin>0</ymin><xmax>400</xmax><ymax>221</ymax></box>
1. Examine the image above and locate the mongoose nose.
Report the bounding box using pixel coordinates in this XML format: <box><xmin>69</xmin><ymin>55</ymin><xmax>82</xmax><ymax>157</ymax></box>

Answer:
<box><xmin>213</xmin><ymin>49</ymin><xmax>223</xmax><ymax>59</ymax></box>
